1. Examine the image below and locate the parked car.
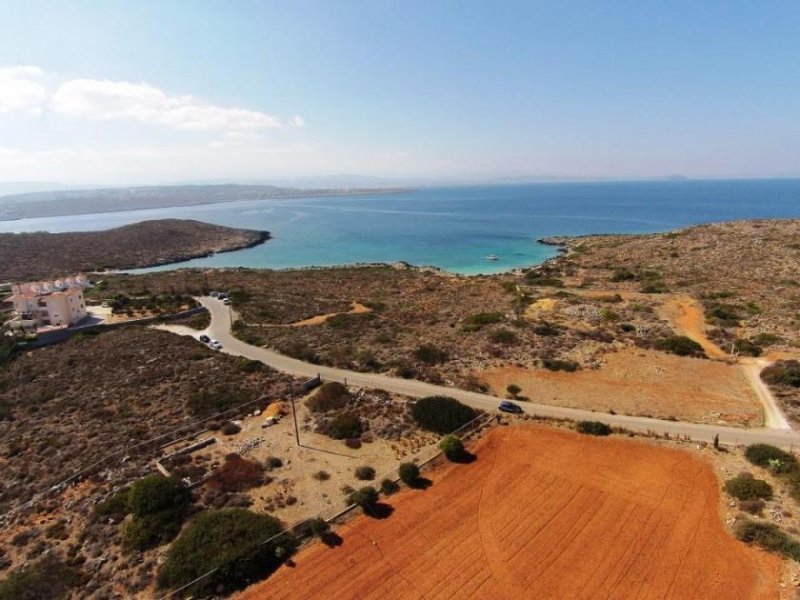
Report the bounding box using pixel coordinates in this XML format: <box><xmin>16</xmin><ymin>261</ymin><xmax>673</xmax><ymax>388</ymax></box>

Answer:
<box><xmin>222</xmin><ymin>298</ymin><xmax>231</xmax><ymax>305</ymax></box>
<box><xmin>498</xmin><ymin>400</ymin><xmax>524</xmax><ymax>414</ymax></box>
<box><xmin>210</xmin><ymin>291</ymin><xmax>221</xmax><ymax>297</ymax></box>
<box><xmin>199</xmin><ymin>334</ymin><xmax>211</xmax><ymax>344</ymax></box>
<box><xmin>209</xmin><ymin>339</ymin><xmax>222</xmax><ymax>350</ymax></box>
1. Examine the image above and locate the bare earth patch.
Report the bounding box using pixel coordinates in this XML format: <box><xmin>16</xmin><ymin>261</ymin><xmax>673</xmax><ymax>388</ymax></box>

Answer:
<box><xmin>477</xmin><ymin>347</ymin><xmax>762</xmax><ymax>425</ymax></box>
<box><xmin>238</xmin><ymin>425</ymin><xmax>779</xmax><ymax>600</ymax></box>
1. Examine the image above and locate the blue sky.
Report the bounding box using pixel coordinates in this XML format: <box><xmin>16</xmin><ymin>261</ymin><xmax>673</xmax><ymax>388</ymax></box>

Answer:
<box><xmin>0</xmin><ymin>1</ymin><xmax>798</xmax><ymax>184</ymax></box>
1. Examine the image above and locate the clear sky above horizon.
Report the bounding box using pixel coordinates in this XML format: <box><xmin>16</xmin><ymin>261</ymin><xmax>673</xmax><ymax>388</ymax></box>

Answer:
<box><xmin>1</xmin><ymin>1</ymin><xmax>799</xmax><ymax>185</ymax></box>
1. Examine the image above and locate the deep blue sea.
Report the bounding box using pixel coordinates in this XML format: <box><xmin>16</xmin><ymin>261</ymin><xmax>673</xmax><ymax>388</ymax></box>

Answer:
<box><xmin>1</xmin><ymin>179</ymin><xmax>799</xmax><ymax>275</ymax></box>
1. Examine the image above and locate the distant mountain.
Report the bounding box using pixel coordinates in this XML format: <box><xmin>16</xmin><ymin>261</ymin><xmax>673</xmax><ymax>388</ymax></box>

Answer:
<box><xmin>0</xmin><ymin>184</ymin><xmax>408</xmax><ymax>221</ymax></box>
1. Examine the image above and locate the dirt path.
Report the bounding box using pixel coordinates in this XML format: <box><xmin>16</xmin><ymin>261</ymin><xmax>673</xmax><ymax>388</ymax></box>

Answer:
<box><xmin>237</xmin><ymin>426</ymin><xmax>780</xmax><ymax>600</ymax></box>
<box><xmin>657</xmin><ymin>295</ymin><xmax>728</xmax><ymax>359</ymax></box>
<box><xmin>741</xmin><ymin>358</ymin><xmax>792</xmax><ymax>430</ymax></box>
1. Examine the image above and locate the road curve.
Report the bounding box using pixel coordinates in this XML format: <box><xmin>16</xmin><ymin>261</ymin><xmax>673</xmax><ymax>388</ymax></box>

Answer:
<box><xmin>162</xmin><ymin>297</ymin><xmax>800</xmax><ymax>449</ymax></box>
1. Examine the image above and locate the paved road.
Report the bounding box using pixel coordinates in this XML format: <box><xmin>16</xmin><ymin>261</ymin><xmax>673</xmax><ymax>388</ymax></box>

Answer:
<box><xmin>162</xmin><ymin>297</ymin><xmax>800</xmax><ymax>449</ymax></box>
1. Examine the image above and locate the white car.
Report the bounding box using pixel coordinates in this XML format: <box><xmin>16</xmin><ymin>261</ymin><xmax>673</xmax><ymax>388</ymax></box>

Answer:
<box><xmin>209</xmin><ymin>339</ymin><xmax>223</xmax><ymax>350</ymax></box>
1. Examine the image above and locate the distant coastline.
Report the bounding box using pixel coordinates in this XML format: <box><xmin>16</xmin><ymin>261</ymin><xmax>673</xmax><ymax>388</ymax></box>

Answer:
<box><xmin>0</xmin><ymin>184</ymin><xmax>410</xmax><ymax>222</ymax></box>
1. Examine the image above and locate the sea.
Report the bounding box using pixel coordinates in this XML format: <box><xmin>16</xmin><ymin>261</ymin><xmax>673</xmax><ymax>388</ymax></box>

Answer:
<box><xmin>1</xmin><ymin>179</ymin><xmax>799</xmax><ymax>275</ymax></box>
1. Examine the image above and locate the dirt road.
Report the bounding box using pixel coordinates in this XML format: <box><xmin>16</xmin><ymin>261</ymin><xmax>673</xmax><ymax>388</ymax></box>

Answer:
<box><xmin>155</xmin><ymin>297</ymin><xmax>800</xmax><ymax>448</ymax></box>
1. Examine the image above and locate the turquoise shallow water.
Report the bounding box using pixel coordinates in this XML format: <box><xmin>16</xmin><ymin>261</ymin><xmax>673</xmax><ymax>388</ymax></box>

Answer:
<box><xmin>1</xmin><ymin>179</ymin><xmax>799</xmax><ymax>275</ymax></box>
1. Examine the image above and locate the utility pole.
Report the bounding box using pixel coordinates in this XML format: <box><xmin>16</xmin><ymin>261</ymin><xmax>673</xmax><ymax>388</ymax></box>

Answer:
<box><xmin>289</xmin><ymin>381</ymin><xmax>300</xmax><ymax>446</ymax></box>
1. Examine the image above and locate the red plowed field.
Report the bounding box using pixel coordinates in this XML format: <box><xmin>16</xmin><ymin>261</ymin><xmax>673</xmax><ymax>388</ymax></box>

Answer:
<box><xmin>238</xmin><ymin>426</ymin><xmax>779</xmax><ymax>600</ymax></box>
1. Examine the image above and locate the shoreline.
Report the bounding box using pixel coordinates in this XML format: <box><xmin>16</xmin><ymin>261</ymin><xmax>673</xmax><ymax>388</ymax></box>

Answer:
<box><xmin>0</xmin><ymin>187</ymin><xmax>410</xmax><ymax>223</ymax></box>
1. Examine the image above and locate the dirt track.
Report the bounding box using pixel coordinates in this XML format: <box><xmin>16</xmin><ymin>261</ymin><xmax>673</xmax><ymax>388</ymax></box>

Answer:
<box><xmin>237</xmin><ymin>426</ymin><xmax>779</xmax><ymax>600</ymax></box>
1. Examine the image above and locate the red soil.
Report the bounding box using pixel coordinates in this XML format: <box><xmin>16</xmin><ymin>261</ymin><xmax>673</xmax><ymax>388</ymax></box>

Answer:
<box><xmin>237</xmin><ymin>426</ymin><xmax>780</xmax><ymax>600</ymax></box>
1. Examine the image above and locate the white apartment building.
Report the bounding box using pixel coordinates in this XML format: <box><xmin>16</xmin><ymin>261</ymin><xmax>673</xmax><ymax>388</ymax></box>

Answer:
<box><xmin>5</xmin><ymin>275</ymin><xmax>89</xmax><ymax>331</ymax></box>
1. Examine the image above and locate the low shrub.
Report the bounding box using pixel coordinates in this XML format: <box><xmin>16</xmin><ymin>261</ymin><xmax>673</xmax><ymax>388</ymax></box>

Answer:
<box><xmin>221</xmin><ymin>421</ymin><xmax>242</xmax><ymax>436</ymax></box>
<box><xmin>654</xmin><ymin>336</ymin><xmax>705</xmax><ymax>357</ymax></box>
<box><xmin>381</xmin><ymin>478</ymin><xmax>400</xmax><ymax>495</ymax></box>
<box><xmin>264</xmin><ymin>456</ymin><xmax>283</xmax><ymax>470</ymax></box>
<box><xmin>122</xmin><ymin>475</ymin><xmax>192</xmax><ymax>551</ymax></box>
<box><xmin>207</xmin><ymin>454</ymin><xmax>265</xmax><ymax>492</ymax></box>
<box><xmin>122</xmin><ymin>507</ymin><xmax>187</xmax><ymax>551</ymax></box>
<box><xmin>308</xmin><ymin>517</ymin><xmax>330</xmax><ymax>538</ymax></box>
<box><xmin>94</xmin><ymin>490</ymin><xmax>130</xmax><ymax>519</ymax></box>
<box><xmin>542</xmin><ymin>358</ymin><xmax>579</xmax><ymax>372</ymax></box>
<box><xmin>464</xmin><ymin>312</ymin><xmax>504</xmax><ymax>331</ymax></box>
<box><xmin>724</xmin><ymin>473</ymin><xmax>773</xmax><ymax>501</ymax></box>
<box><xmin>733</xmin><ymin>338</ymin><xmax>762</xmax><ymax>357</ymax></box>
<box><xmin>313</xmin><ymin>470</ymin><xmax>331</xmax><ymax>481</ymax></box>
<box><xmin>0</xmin><ymin>555</ymin><xmax>83</xmax><ymax>600</ymax></box>
<box><xmin>439</xmin><ymin>435</ymin><xmax>466</xmax><ymax>461</ymax></box>
<box><xmin>344</xmin><ymin>437</ymin><xmax>362</xmax><ymax>449</ymax></box>
<box><xmin>744</xmin><ymin>444</ymin><xmax>798</xmax><ymax>473</ymax></box>
<box><xmin>506</xmin><ymin>384</ymin><xmax>522</xmax><ymax>398</ymax></box>
<box><xmin>705</xmin><ymin>303</ymin><xmax>742</xmax><ymax>327</ymax></box>
<box><xmin>329</xmin><ymin>413</ymin><xmax>363</xmax><ymax>440</ymax></box>
<box><xmin>158</xmin><ymin>509</ymin><xmax>295</xmax><ymax>597</ymax></box>
<box><xmin>740</xmin><ymin>499</ymin><xmax>766</xmax><ymax>515</ymax></box>
<box><xmin>489</xmin><ymin>329</ymin><xmax>518</xmax><ymax>345</ymax></box>
<box><xmin>762</xmin><ymin>361</ymin><xmax>800</xmax><ymax>388</ymax></box>
<box><xmin>398</xmin><ymin>462</ymin><xmax>421</xmax><ymax>486</ymax></box>
<box><xmin>413</xmin><ymin>343</ymin><xmax>447</xmax><ymax>365</ymax></box>
<box><xmin>735</xmin><ymin>519</ymin><xmax>800</xmax><ymax>561</ymax></box>
<box><xmin>306</xmin><ymin>382</ymin><xmax>351</xmax><ymax>412</ymax></box>
<box><xmin>347</xmin><ymin>486</ymin><xmax>379</xmax><ymax>512</ymax></box>
<box><xmin>411</xmin><ymin>396</ymin><xmax>476</xmax><ymax>435</ymax></box>
<box><xmin>576</xmin><ymin>421</ymin><xmax>612</xmax><ymax>436</ymax></box>
<box><xmin>355</xmin><ymin>466</ymin><xmax>376</xmax><ymax>481</ymax></box>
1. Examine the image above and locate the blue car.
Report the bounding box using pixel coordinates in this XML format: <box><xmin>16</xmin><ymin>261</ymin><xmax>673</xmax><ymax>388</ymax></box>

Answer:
<box><xmin>498</xmin><ymin>400</ymin><xmax>524</xmax><ymax>414</ymax></box>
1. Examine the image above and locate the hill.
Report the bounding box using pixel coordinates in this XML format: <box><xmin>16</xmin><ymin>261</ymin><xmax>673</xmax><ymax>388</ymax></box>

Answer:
<box><xmin>0</xmin><ymin>219</ymin><xmax>269</xmax><ymax>281</ymax></box>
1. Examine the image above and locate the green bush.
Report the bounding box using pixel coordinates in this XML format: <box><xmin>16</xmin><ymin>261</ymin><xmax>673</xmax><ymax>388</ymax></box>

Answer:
<box><xmin>398</xmin><ymin>462</ymin><xmax>421</xmax><ymax>486</ymax></box>
<box><xmin>506</xmin><ymin>384</ymin><xmax>522</xmax><ymax>398</ymax></box>
<box><xmin>654</xmin><ymin>336</ymin><xmax>705</xmax><ymax>357</ymax></box>
<box><xmin>122</xmin><ymin>507</ymin><xmax>187</xmax><ymax>551</ymax></box>
<box><xmin>464</xmin><ymin>312</ymin><xmax>504</xmax><ymax>331</ymax></box>
<box><xmin>733</xmin><ymin>338</ymin><xmax>762</xmax><ymax>357</ymax></box>
<box><xmin>411</xmin><ymin>396</ymin><xmax>476</xmax><ymax>435</ymax></box>
<box><xmin>188</xmin><ymin>385</ymin><xmax>254</xmax><ymax>417</ymax></box>
<box><xmin>355</xmin><ymin>466</ymin><xmax>376</xmax><ymax>481</ymax></box>
<box><xmin>127</xmin><ymin>474</ymin><xmax>190</xmax><ymax>517</ymax></box>
<box><xmin>306</xmin><ymin>382</ymin><xmax>351</xmax><ymax>412</ymax></box>
<box><xmin>576</xmin><ymin>421</ymin><xmax>612</xmax><ymax>436</ymax></box>
<box><xmin>329</xmin><ymin>413</ymin><xmax>363</xmax><ymax>439</ymax></box>
<box><xmin>705</xmin><ymin>303</ymin><xmax>742</xmax><ymax>327</ymax></box>
<box><xmin>735</xmin><ymin>520</ymin><xmax>800</xmax><ymax>561</ymax></box>
<box><xmin>0</xmin><ymin>555</ymin><xmax>83</xmax><ymax>600</ymax></box>
<box><xmin>724</xmin><ymin>474</ymin><xmax>773</xmax><ymax>501</ymax></box>
<box><xmin>439</xmin><ymin>435</ymin><xmax>466</xmax><ymax>461</ymax></box>
<box><xmin>94</xmin><ymin>490</ymin><xmax>130</xmax><ymax>519</ymax></box>
<box><xmin>308</xmin><ymin>517</ymin><xmax>330</xmax><ymax>538</ymax></box>
<box><xmin>122</xmin><ymin>475</ymin><xmax>191</xmax><ymax>551</ymax></box>
<box><xmin>489</xmin><ymin>329</ymin><xmax>518</xmax><ymax>345</ymax></box>
<box><xmin>542</xmin><ymin>358</ymin><xmax>579</xmax><ymax>372</ymax></box>
<box><xmin>158</xmin><ymin>509</ymin><xmax>294</xmax><ymax>597</ymax></box>
<box><xmin>381</xmin><ymin>478</ymin><xmax>400</xmax><ymax>495</ymax></box>
<box><xmin>610</xmin><ymin>268</ymin><xmax>636</xmax><ymax>282</ymax></box>
<box><xmin>348</xmin><ymin>486</ymin><xmax>379</xmax><ymax>512</ymax></box>
<box><xmin>0</xmin><ymin>338</ymin><xmax>18</xmax><ymax>372</ymax></box>
<box><xmin>751</xmin><ymin>333</ymin><xmax>783</xmax><ymax>347</ymax></box>
<box><xmin>744</xmin><ymin>444</ymin><xmax>798</xmax><ymax>473</ymax></box>
<box><xmin>413</xmin><ymin>343</ymin><xmax>447</xmax><ymax>365</ymax></box>
<box><xmin>761</xmin><ymin>361</ymin><xmax>800</xmax><ymax>388</ymax></box>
